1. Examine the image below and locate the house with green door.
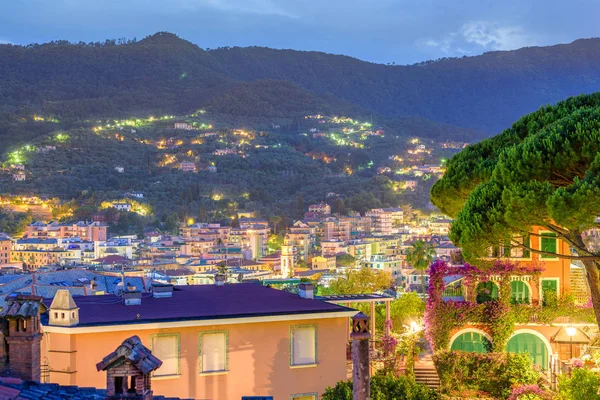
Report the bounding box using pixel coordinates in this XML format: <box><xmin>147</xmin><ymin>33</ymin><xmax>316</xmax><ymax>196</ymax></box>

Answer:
<box><xmin>438</xmin><ymin>226</ymin><xmax>596</xmax><ymax>370</ymax></box>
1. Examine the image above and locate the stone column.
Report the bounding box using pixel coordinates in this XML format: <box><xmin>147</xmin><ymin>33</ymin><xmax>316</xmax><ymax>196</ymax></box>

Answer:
<box><xmin>352</xmin><ymin>312</ymin><xmax>371</xmax><ymax>400</ymax></box>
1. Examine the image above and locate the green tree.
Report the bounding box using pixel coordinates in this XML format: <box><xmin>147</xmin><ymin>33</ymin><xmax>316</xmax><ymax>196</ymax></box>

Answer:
<box><xmin>164</xmin><ymin>212</ymin><xmax>180</xmax><ymax>234</ymax></box>
<box><xmin>296</xmin><ymin>194</ymin><xmax>304</xmax><ymax>216</ymax></box>
<box><xmin>269</xmin><ymin>215</ymin><xmax>282</xmax><ymax>234</ymax></box>
<box><xmin>430</xmin><ymin>93</ymin><xmax>600</xmax><ymax>327</ymax></box>
<box><xmin>405</xmin><ymin>240</ymin><xmax>436</xmax><ymax>295</ymax></box>
<box><xmin>336</xmin><ymin>253</ymin><xmax>357</xmax><ymax>268</ymax></box>
<box><xmin>322</xmin><ymin>268</ymin><xmax>393</xmax><ymax>295</ymax></box>
<box><xmin>199</xmin><ymin>204</ymin><xmax>207</xmax><ymax>222</ymax></box>
<box><xmin>332</xmin><ymin>198</ymin><xmax>346</xmax><ymax>215</ymax></box>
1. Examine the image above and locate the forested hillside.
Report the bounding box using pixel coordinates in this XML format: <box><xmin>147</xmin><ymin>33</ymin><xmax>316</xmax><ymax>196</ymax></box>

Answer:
<box><xmin>2</xmin><ymin>32</ymin><xmax>600</xmax><ymax>134</ymax></box>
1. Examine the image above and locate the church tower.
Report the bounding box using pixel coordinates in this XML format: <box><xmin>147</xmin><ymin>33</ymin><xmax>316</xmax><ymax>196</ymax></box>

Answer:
<box><xmin>280</xmin><ymin>235</ymin><xmax>295</xmax><ymax>278</ymax></box>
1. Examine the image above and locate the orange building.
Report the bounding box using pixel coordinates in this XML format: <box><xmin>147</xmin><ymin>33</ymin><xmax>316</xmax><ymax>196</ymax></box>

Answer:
<box><xmin>41</xmin><ymin>283</ymin><xmax>355</xmax><ymax>400</ymax></box>
<box><xmin>446</xmin><ymin>226</ymin><xmax>593</xmax><ymax>370</ymax></box>
<box><xmin>25</xmin><ymin>221</ymin><xmax>107</xmax><ymax>241</ymax></box>
<box><xmin>0</xmin><ymin>234</ymin><xmax>11</xmax><ymax>265</ymax></box>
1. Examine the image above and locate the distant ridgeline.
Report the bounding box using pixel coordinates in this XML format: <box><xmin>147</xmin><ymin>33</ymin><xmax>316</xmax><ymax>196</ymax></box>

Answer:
<box><xmin>1</xmin><ymin>32</ymin><xmax>600</xmax><ymax>134</ymax></box>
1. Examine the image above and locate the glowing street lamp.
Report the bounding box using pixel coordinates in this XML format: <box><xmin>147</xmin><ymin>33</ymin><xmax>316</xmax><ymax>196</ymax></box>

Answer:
<box><xmin>566</xmin><ymin>325</ymin><xmax>577</xmax><ymax>359</ymax></box>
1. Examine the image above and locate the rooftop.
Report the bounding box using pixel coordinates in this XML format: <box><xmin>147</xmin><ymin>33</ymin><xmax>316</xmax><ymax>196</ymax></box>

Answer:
<box><xmin>42</xmin><ymin>283</ymin><xmax>353</xmax><ymax>327</ymax></box>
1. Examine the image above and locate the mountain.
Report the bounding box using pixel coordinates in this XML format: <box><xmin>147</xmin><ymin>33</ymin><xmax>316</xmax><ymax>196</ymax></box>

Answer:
<box><xmin>1</xmin><ymin>32</ymin><xmax>600</xmax><ymax>135</ymax></box>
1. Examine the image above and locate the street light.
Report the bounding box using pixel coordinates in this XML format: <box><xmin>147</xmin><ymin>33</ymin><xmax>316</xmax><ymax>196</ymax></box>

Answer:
<box><xmin>566</xmin><ymin>326</ymin><xmax>577</xmax><ymax>359</ymax></box>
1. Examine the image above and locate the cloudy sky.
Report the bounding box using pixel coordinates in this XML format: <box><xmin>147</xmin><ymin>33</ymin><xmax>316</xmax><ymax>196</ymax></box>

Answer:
<box><xmin>1</xmin><ymin>0</ymin><xmax>599</xmax><ymax>64</ymax></box>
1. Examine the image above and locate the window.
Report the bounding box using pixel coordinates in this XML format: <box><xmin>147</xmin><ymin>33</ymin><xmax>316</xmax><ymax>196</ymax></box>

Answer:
<box><xmin>291</xmin><ymin>325</ymin><xmax>317</xmax><ymax>366</ymax></box>
<box><xmin>541</xmin><ymin>279</ymin><xmax>559</xmax><ymax>305</ymax></box>
<box><xmin>511</xmin><ymin>281</ymin><xmax>530</xmax><ymax>304</ymax></box>
<box><xmin>290</xmin><ymin>394</ymin><xmax>317</xmax><ymax>400</ymax></box>
<box><xmin>151</xmin><ymin>334</ymin><xmax>180</xmax><ymax>377</ymax></box>
<box><xmin>540</xmin><ymin>233</ymin><xmax>558</xmax><ymax>259</ymax></box>
<box><xmin>199</xmin><ymin>331</ymin><xmax>228</xmax><ymax>373</ymax></box>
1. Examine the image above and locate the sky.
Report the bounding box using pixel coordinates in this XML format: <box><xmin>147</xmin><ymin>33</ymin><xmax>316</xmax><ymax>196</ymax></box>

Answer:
<box><xmin>1</xmin><ymin>0</ymin><xmax>599</xmax><ymax>64</ymax></box>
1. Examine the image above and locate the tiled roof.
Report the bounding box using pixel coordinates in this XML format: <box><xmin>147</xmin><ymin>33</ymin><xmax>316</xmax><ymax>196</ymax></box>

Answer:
<box><xmin>97</xmin><ymin>335</ymin><xmax>162</xmax><ymax>374</ymax></box>
<box><xmin>0</xmin><ymin>377</ymin><xmax>186</xmax><ymax>400</ymax></box>
<box><xmin>0</xmin><ymin>294</ymin><xmax>44</xmax><ymax>317</ymax></box>
<box><xmin>42</xmin><ymin>284</ymin><xmax>354</xmax><ymax>327</ymax></box>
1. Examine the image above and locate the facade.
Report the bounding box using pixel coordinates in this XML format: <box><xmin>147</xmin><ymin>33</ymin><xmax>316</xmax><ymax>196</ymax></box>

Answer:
<box><xmin>173</xmin><ymin>122</ymin><xmax>192</xmax><ymax>130</ymax></box>
<box><xmin>362</xmin><ymin>254</ymin><xmax>402</xmax><ymax>281</ymax></box>
<box><xmin>311</xmin><ymin>255</ymin><xmax>337</xmax><ymax>270</ymax></box>
<box><xmin>280</xmin><ymin>236</ymin><xmax>296</xmax><ymax>277</ymax></box>
<box><xmin>0</xmin><ymin>234</ymin><xmax>11</xmax><ymax>265</ymax></box>
<box><xmin>11</xmin><ymin>249</ymin><xmax>78</xmax><ymax>270</ymax></box>
<box><xmin>178</xmin><ymin>162</ymin><xmax>196</xmax><ymax>172</ymax></box>
<box><xmin>447</xmin><ymin>226</ymin><xmax>593</xmax><ymax>369</ymax></box>
<box><xmin>321</xmin><ymin>240</ymin><xmax>347</xmax><ymax>257</ymax></box>
<box><xmin>41</xmin><ymin>284</ymin><xmax>355</xmax><ymax>400</ymax></box>
<box><xmin>308</xmin><ymin>202</ymin><xmax>331</xmax><ymax>215</ymax></box>
<box><xmin>323</xmin><ymin>218</ymin><xmax>351</xmax><ymax>242</ymax></box>
<box><xmin>26</xmin><ymin>221</ymin><xmax>107</xmax><ymax>241</ymax></box>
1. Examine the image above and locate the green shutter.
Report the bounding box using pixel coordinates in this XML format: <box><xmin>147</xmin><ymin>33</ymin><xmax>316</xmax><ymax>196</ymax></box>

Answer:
<box><xmin>511</xmin><ymin>281</ymin><xmax>530</xmax><ymax>304</ymax></box>
<box><xmin>476</xmin><ymin>281</ymin><xmax>499</xmax><ymax>304</ymax></box>
<box><xmin>451</xmin><ymin>332</ymin><xmax>490</xmax><ymax>353</ymax></box>
<box><xmin>541</xmin><ymin>233</ymin><xmax>557</xmax><ymax>258</ymax></box>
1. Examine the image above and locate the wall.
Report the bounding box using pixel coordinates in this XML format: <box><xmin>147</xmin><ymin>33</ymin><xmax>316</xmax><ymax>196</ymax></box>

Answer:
<box><xmin>42</xmin><ymin>316</ymin><xmax>348</xmax><ymax>399</ymax></box>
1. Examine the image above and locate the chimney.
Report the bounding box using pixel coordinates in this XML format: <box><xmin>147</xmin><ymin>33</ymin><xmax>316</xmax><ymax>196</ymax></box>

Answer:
<box><xmin>123</xmin><ymin>289</ymin><xmax>142</xmax><ymax>306</ymax></box>
<box><xmin>49</xmin><ymin>290</ymin><xmax>79</xmax><ymax>327</ymax></box>
<box><xmin>151</xmin><ymin>283</ymin><xmax>173</xmax><ymax>298</ymax></box>
<box><xmin>298</xmin><ymin>283</ymin><xmax>314</xmax><ymax>299</ymax></box>
<box><xmin>351</xmin><ymin>312</ymin><xmax>371</xmax><ymax>400</ymax></box>
<box><xmin>215</xmin><ymin>274</ymin><xmax>226</xmax><ymax>287</ymax></box>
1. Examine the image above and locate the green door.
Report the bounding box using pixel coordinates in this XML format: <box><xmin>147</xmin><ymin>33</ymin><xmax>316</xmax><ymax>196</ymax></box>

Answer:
<box><xmin>506</xmin><ymin>333</ymin><xmax>548</xmax><ymax>369</ymax></box>
<box><xmin>450</xmin><ymin>332</ymin><xmax>490</xmax><ymax>353</ymax></box>
<box><xmin>476</xmin><ymin>281</ymin><xmax>499</xmax><ymax>304</ymax></box>
<box><xmin>511</xmin><ymin>281</ymin><xmax>530</xmax><ymax>304</ymax></box>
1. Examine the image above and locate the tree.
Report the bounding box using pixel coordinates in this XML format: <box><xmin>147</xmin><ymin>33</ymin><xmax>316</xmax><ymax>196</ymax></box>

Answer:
<box><xmin>332</xmin><ymin>198</ymin><xmax>346</xmax><ymax>215</ymax></box>
<box><xmin>269</xmin><ymin>215</ymin><xmax>282</xmax><ymax>234</ymax></box>
<box><xmin>405</xmin><ymin>240</ymin><xmax>436</xmax><ymax>295</ymax></box>
<box><xmin>430</xmin><ymin>93</ymin><xmax>600</xmax><ymax>327</ymax></box>
<box><xmin>322</xmin><ymin>268</ymin><xmax>393</xmax><ymax>295</ymax></box>
<box><xmin>199</xmin><ymin>204</ymin><xmax>207</xmax><ymax>222</ymax></box>
<box><xmin>296</xmin><ymin>194</ymin><xmax>304</xmax><ymax>216</ymax></box>
<box><xmin>164</xmin><ymin>212</ymin><xmax>180</xmax><ymax>234</ymax></box>
<box><xmin>336</xmin><ymin>253</ymin><xmax>356</xmax><ymax>268</ymax></box>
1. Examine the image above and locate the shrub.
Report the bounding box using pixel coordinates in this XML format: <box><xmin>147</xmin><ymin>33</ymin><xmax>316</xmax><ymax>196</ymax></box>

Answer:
<box><xmin>558</xmin><ymin>368</ymin><xmax>600</xmax><ymax>400</ymax></box>
<box><xmin>434</xmin><ymin>350</ymin><xmax>539</xmax><ymax>398</ymax></box>
<box><xmin>507</xmin><ymin>384</ymin><xmax>552</xmax><ymax>400</ymax></box>
<box><xmin>322</xmin><ymin>372</ymin><xmax>440</xmax><ymax>400</ymax></box>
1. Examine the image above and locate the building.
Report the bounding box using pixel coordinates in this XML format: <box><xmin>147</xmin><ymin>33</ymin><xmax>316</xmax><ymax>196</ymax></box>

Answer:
<box><xmin>0</xmin><ymin>234</ymin><xmax>11</xmax><ymax>265</ymax></box>
<box><xmin>445</xmin><ymin>226</ymin><xmax>594</xmax><ymax>369</ymax></box>
<box><xmin>26</xmin><ymin>222</ymin><xmax>108</xmax><ymax>242</ymax></box>
<box><xmin>286</xmin><ymin>221</ymin><xmax>317</xmax><ymax>263</ymax></box>
<box><xmin>173</xmin><ymin>122</ymin><xmax>192</xmax><ymax>130</ymax></box>
<box><xmin>323</xmin><ymin>218</ymin><xmax>351</xmax><ymax>242</ymax></box>
<box><xmin>365</xmin><ymin>208</ymin><xmax>403</xmax><ymax>236</ymax></box>
<box><xmin>41</xmin><ymin>284</ymin><xmax>355</xmax><ymax>400</ymax></box>
<box><xmin>280</xmin><ymin>236</ymin><xmax>296</xmax><ymax>277</ymax></box>
<box><xmin>229</xmin><ymin>225</ymin><xmax>269</xmax><ymax>260</ymax></box>
<box><xmin>321</xmin><ymin>240</ymin><xmax>347</xmax><ymax>257</ymax></box>
<box><xmin>180</xmin><ymin>223</ymin><xmax>230</xmax><ymax>242</ymax></box>
<box><xmin>362</xmin><ymin>254</ymin><xmax>402</xmax><ymax>281</ymax></box>
<box><xmin>311</xmin><ymin>255</ymin><xmax>337</xmax><ymax>270</ymax></box>
<box><xmin>178</xmin><ymin>162</ymin><xmax>196</xmax><ymax>172</ymax></box>
<box><xmin>429</xmin><ymin>218</ymin><xmax>452</xmax><ymax>235</ymax></box>
<box><xmin>308</xmin><ymin>202</ymin><xmax>331</xmax><ymax>215</ymax></box>
<box><xmin>10</xmin><ymin>249</ymin><xmax>79</xmax><ymax>270</ymax></box>
<box><xmin>12</xmin><ymin>172</ymin><xmax>26</xmax><ymax>181</ymax></box>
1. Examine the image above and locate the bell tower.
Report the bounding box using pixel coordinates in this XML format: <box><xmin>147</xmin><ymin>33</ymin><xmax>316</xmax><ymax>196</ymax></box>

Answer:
<box><xmin>280</xmin><ymin>235</ymin><xmax>295</xmax><ymax>278</ymax></box>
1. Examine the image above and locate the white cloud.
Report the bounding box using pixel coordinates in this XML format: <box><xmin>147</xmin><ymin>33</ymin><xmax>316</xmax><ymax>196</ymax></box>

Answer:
<box><xmin>460</xmin><ymin>21</ymin><xmax>536</xmax><ymax>50</ymax></box>
<box><xmin>0</xmin><ymin>39</ymin><xmax>12</xmax><ymax>44</ymax></box>
<box><xmin>420</xmin><ymin>20</ymin><xmax>537</xmax><ymax>57</ymax></box>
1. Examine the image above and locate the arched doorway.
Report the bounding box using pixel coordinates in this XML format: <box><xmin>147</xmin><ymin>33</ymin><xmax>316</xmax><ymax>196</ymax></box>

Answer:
<box><xmin>506</xmin><ymin>332</ymin><xmax>549</xmax><ymax>369</ymax></box>
<box><xmin>476</xmin><ymin>281</ymin><xmax>499</xmax><ymax>304</ymax></box>
<box><xmin>450</xmin><ymin>331</ymin><xmax>491</xmax><ymax>353</ymax></box>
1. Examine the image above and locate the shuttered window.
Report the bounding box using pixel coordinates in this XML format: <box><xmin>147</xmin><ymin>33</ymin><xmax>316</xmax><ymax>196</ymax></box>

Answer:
<box><xmin>540</xmin><ymin>233</ymin><xmax>557</xmax><ymax>258</ymax></box>
<box><xmin>151</xmin><ymin>334</ymin><xmax>180</xmax><ymax>376</ymax></box>
<box><xmin>200</xmin><ymin>331</ymin><xmax>228</xmax><ymax>373</ymax></box>
<box><xmin>291</xmin><ymin>325</ymin><xmax>317</xmax><ymax>366</ymax></box>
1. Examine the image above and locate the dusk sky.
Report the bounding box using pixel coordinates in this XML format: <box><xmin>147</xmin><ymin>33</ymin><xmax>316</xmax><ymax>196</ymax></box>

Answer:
<box><xmin>2</xmin><ymin>0</ymin><xmax>599</xmax><ymax>64</ymax></box>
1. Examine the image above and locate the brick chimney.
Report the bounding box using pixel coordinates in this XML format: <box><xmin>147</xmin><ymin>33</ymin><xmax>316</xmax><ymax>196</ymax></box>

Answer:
<box><xmin>0</xmin><ymin>294</ymin><xmax>45</xmax><ymax>381</ymax></box>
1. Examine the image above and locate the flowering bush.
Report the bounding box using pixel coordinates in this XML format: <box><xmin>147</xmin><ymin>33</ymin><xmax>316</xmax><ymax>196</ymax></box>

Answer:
<box><xmin>322</xmin><ymin>371</ymin><xmax>440</xmax><ymax>400</ymax></box>
<box><xmin>507</xmin><ymin>384</ymin><xmax>552</xmax><ymax>400</ymax></box>
<box><xmin>559</xmin><ymin>368</ymin><xmax>600</xmax><ymax>399</ymax></box>
<box><xmin>434</xmin><ymin>350</ymin><xmax>539</xmax><ymax>398</ymax></box>
<box><xmin>571</xmin><ymin>358</ymin><xmax>584</xmax><ymax>368</ymax></box>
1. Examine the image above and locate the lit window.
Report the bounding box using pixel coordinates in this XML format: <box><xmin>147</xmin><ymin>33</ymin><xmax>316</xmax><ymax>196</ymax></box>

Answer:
<box><xmin>291</xmin><ymin>325</ymin><xmax>317</xmax><ymax>366</ymax></box>
<box><xmin>199</xmin><ymin>331</ymin><xmax>228</xmax><ymax>373</ymax></box>
<box><xmin>151</xmin><ymin>334</ymin><xmax>180</xmax><ymax>376</ymax></box>
<box><xmin>291</xmin><ymin>394</ymin><xmax>317</xmax><ymax>400</ymax></box>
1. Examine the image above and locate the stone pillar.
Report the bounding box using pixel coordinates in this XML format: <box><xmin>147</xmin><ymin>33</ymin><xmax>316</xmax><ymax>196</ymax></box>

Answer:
<box><xmin>352</xmin><ymin>312</ymin><xmax>371</xmax><ymax>400</ymax></box>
